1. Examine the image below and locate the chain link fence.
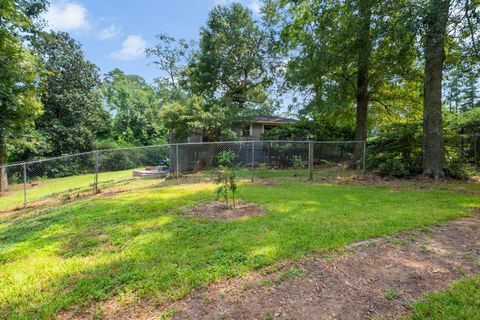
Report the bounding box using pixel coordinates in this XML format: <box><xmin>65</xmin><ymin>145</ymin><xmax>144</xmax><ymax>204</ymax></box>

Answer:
<box><xmin>0</xmin><ymin>141</ymin><xmax>367</xmax><ymax>212</ymax></box>
<box><xmin>2</xmin><ymin>138</ymin><xmax>477</xmax><ymax>213</ymax></box>
<box><xmin>459</xmin><ymin>135</ymin><xmax>479</xmax><ymax>168</ymax></box>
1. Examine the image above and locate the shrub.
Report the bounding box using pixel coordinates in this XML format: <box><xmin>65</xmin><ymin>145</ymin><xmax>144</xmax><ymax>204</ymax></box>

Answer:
<box><xmin>214</xmin><ymin>150</ymin><xmax>238</xmax><ymax>208</ymax></box>
<box><xmin>444</xmin><ymin>158</ymin><xmax>476</xmax><ymax>180</ymax></box>
<box><xmin>378</xmin><ymin>156</ymin><xmax>413</xmax><ymax>178</ymax></box>
<box><xmin>367</xmin><ymin>123</ymin><xmax>423</xmax><ymax>178</ymax></box>
<box><xmin>368</xmin><ymin>123</ymin><xmax>476</xmax><ymax>179</ymax></box>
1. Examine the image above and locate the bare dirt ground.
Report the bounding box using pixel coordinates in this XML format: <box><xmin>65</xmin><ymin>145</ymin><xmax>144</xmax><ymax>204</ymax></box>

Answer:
<box><xmin>316</xmin><ymin>173</ymin><xmax>480</xmax><ymax>188</ymax></box>
<box><xmin>65</xmin><ymin>214</ymin><xmax>480</xmax><ymax>320</ymax></box>
<box><xmin>171</xmin><ymin>214</ymin><xmax>480</xmax><ymax>320</ymax></box>
<box><xmin>188</xmin><ymin>201</ymin><xmax>264</xmax><ymax>220</ymax></box>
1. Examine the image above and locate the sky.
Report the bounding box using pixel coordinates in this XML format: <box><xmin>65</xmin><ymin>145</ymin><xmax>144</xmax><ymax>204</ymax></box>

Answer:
<box><xmin>42</xmin><ymin>0</ymin><xmax>263</xmax><ymax>83</ymax></box>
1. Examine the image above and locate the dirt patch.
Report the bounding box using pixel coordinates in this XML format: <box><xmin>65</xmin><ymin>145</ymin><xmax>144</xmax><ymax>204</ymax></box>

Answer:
<box><xmin>189</xmin><ymin>201</ymin><xmax>264</xmax><ymax>220</ymax></box>
<box><xmin>316</xmin><ymin>174</ymin><xmax>480</xmax><ymax>193</ymax></box>
<box><xmin>29</xmin><ymin>181</ymin><xmax>45</xmax><ymax>188</ymax></box>
<box><xmin>252</xmin><ymin>178</ymin><xmax>280</xmax><ymax>186</ymax></box>
<box><xmin>316</xmin><ymin>174</ymin><xmax>435</xmax><ymax>185</ymax></box>
<box><xmin>0</xmin><ymin>190</ymin><xmax>15</xmax><ymax>197</ymax></box>
<box><xmin>58</xmin><ymin>294</ymin><xmax>164</xmax><ymax>320</ymax></box>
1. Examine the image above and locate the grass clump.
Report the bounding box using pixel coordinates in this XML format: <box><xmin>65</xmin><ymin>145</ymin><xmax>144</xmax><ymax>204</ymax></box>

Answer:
<box><xmin>406</xmin><ymin>276</ymin><xmax>480</xmax><ymax>319</ymax></box>
<box><xmin>275</xmin><ymin>267</ymin><xmax>303</xmax><ymax>284</ymax></box>
<box><xmin>385</xmin><ymin>288</ymin><xmax>398</xmax><ymax>300</ymax></box>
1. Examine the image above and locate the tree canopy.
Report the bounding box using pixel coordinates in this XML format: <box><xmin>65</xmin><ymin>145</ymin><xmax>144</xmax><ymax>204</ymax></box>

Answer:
<box><xmin>151</xmin><ymin>3</ymin><xmax>275</xmax><ymax>141</ymax></box>
<box><xmin>0</xmin><ymin>0</ymin><xmax>479</xmax><ymax>181</ymax></box>
<box><xmin>34</xmin><ymin>31</ymin><xmax>108</xmax><ymax>156</ymax></box>
<box><xmin>103</xmin><ymin>69</ymin><xmax>166</xmax><ymax>145</ymax></box>
<box><xmin>0</xmin><ymin>0</ymin><xmax>47</xmax><ymax>191</ymax></box>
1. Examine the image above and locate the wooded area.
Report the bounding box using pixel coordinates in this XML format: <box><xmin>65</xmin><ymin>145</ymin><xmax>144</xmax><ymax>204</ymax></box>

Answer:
<box><xmin>0</xmin><ymin>0</ymin><xmax>479</xmax><ymax>191</ymax></box>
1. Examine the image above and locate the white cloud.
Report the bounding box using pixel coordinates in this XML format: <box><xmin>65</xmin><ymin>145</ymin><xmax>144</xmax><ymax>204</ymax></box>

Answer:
<box><xmin>249</xmin><ymin>0</ymin><xmax>262</xmax><ymax>14</ymax></box>
<box><xmin>110</xmin><ymin>35</ymin><xmax>147</xmax><ymax>60</ymax></box>
<box><xmin>99</xmin><ymin>24</ymin><xmax>121</xmax><ymax>40</ymax></box>
<box><xmin>44</xmin><ymin>0</ymin><xmax>90</xmax><ymax>31</ymax></box>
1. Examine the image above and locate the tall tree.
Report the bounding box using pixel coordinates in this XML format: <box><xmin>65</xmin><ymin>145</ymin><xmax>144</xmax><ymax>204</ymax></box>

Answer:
<box><xmin>183</xmin><ymin>3</ymin><xmax>272</xmax><ymax>140</ymax></box>
<box><xmin>419</xmin><ymin>0</ymin><xmax>479</xmax><ymax>177</ymax></box>
<box><xmin>0</xmin><ymin>0</ymin><xmax>46</xmax><ymax>191</ymax></box>
<box><xmin>422</xmin><ymin>0</ymin><xmax>450</xmax><ymax>178</ymax></box>
<box><xmin>353</xmin><ymin>0</ymin><xmax>372</xmax><ymax>163</ymax></box>
<box><xmin>145</xmin><ymin>33</ymin><xmax>195</xmax><ymax>91</ymax></box>
<box><xmin>103</xmin><ymin>69</ymin><xmax>165</xmax><ymax>145</ymax></box>
<box><xmin>34</xmin><ymin>31</ymin><xmax>108</xmax><ymax>156</ymax></box>
<box><xmin>265</xmin><ymin>0</ymin><xmax>419</xmax><ymax>166</ymax></box>
<box><xmin>188</xmin><ymin>3</ymin><xmax>271</xmax><ymax>105</ymax></box>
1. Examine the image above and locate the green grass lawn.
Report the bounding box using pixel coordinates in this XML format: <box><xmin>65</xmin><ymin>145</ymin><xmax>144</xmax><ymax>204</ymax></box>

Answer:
<box><xmin>0</xmin><ymin>169</ymin><xmax>138</xmax><ymax>211</ymax></box>
<box><xmin>0</xmin><ymin>178</ymin><xmax>479</xmax><ymax>319</ymax></box>
<box><xmin>406</xmin><ymin>275</ymin><xmax>480</xmax><ymax>319</ymax></box>
<box><xmin>0</xmin><ymin>167</ymin><xmax>310</xmax><ymax>211</ymax></box>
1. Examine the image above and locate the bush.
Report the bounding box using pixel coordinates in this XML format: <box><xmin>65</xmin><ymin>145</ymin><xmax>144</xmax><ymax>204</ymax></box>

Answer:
<box><xmin>444</xmin><ymin>158</ymin><xmax>476</xmax><ymax>180</ymax></box>
<box><xmin>377</xmin><ymin>156</ymin><xmax>413</xmax><ymax>178</ymax></box>
<box><xmin>367</xmin><ymin>123</ymin><xmax>423</xmax><ymax>178</ymax></box>
<box><xmin>368</xmin><ymin>123</ymin><xmax>477</xmax><ymax>179</ymax></box>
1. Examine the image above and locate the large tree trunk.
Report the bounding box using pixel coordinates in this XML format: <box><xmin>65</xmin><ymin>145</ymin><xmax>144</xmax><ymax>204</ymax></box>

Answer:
<box><xmin>422</xmin><ymin>0</ymin><xmax>450</xmax><ymax>179</ymax></box>
<box><xmin>0</xmin><ymin>133</ymin><xmax>8</xmax><ymax>192</ymax></box>
<box><xmin>353</xmin><ymin>0</ymin><xmax>372</xmax><ymax>168</ymax></box>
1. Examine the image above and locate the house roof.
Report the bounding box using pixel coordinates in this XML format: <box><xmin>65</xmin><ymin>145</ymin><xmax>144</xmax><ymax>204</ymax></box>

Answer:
<box><xmin>252</xmin><ymin>115</ymin><xmax>296</xmax><ymax>124</ymax></box>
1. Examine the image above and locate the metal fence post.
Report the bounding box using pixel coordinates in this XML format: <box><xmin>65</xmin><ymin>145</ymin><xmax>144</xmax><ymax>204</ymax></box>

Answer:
<box><xmin>268</xmin><ymin>141</ymin><xmax>272</xmax><ymax>167</ymax></box>
<box><xmin>94</xmin><ymin>150</ymin><xmax>99</xmax><ymax>194</ymax></box>
<box><xmin>362</xmin><ymin>141</ymin><xmax>367</xmax><ymax>173</ymax></box>
<box><xmin>308</xmin><ymin>141</ymin><xmax>313</xmax><ymax>180</ymax></box>
<box><xmin>23</xmin><ymin>163</ymin><xmax>27</xmax><ymax>208</ymax></box>
<box><xmin>176</xmin><ymin>144</ymin><xmax>179</xmax><ymax>179</ymax></box>
<box><xmin>251</xmin><ymin>141</ymin><xmax>255</xmax><ymax>182</ymax></box>
<box><xmin>475</xmin><ymin>136</ymin><xmax>478</xmax><ymax>168</ymax></box>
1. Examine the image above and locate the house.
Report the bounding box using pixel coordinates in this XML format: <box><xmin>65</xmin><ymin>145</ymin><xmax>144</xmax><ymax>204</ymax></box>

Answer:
<box><xmin>169</xmin><ymin>115</ymin><xmax>297</xmax><ymax>172</ymax></box>
<box><xmin>235</xmin><ymin>115</ymin><xmax>297</xmax><ymax>140</ymax></box>
<box><xmin>183</xmin><ymin>115</ymin><xmax>297</xmax><ymax>143</ymax></box>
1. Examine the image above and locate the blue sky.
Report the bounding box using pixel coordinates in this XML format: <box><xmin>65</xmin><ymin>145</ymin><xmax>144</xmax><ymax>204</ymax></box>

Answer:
<box><xmin>42</xmin><ymin>0</ymin><xmax>262</xmax><ymax>83</ymax></box>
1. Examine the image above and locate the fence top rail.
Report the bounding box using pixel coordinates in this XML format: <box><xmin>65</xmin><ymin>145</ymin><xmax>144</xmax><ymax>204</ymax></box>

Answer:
<box><xmin>0</xmin><ymin>140</ymin><xmax>367</xmax><ymax>169</ymax></box>
<box><xmin>459</xmin><ymin>133</ymin><xmax>480</xmax><ymax>137</ymax></box>
<box><xmin>170</xmin><ymin>140</ymin><xmax>367</xmax><ymax>146</ymax></box>
<box><xmin>0</xmin><ymin>150</ymin><xmax>97</xmax><ymax>168</ymax></box>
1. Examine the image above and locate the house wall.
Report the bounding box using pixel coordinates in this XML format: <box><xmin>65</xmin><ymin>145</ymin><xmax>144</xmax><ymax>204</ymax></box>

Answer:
<box><xmin>234</xmin><ymin>124</ymin><xmax>263</xmax><ymax>140</ymax></box>
<box><xmin>179</xmin><ymin>122</ymin><xmax>290</xmax><ymax>142</ymax></box>
<box><xmin>251</xmin><ymin>124</ymin><xmax>264</xmax><ymax>140</ymax></box>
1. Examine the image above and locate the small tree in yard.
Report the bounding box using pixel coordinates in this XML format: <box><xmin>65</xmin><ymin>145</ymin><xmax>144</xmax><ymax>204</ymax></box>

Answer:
<box><xmin>214</xmin><ymin>150</ymin><xmax>238</xmax><ymax>208</ymax></box>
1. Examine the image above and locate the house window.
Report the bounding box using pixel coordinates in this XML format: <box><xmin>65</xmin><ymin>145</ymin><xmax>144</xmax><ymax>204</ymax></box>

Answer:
<box><xmin>242</xmin><ymin>125</ymin><xmax>251</xmax><ymax>137</ymax></box>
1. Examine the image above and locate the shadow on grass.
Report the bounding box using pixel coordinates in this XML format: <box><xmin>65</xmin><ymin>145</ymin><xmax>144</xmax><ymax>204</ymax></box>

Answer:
<box><xmin>0</xmin><ymin>181</ymin><xmax>479</xmax><ymax>319</ymax></box>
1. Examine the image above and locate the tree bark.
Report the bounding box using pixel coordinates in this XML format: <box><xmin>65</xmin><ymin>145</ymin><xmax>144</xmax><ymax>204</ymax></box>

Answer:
<box><xmin>0</xmin><ymin>133</ymin><xmax>8</xmax><ymax>192</ymax></box>
<box><xmin>422</xmin><ymin>0</ymin><xmax>450</xmax><ymax>179</ymax></box>
<box><xmin>353</xmin><ymin>0</ymin><xmax>372</xmax><ymax>167</ymax></box>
